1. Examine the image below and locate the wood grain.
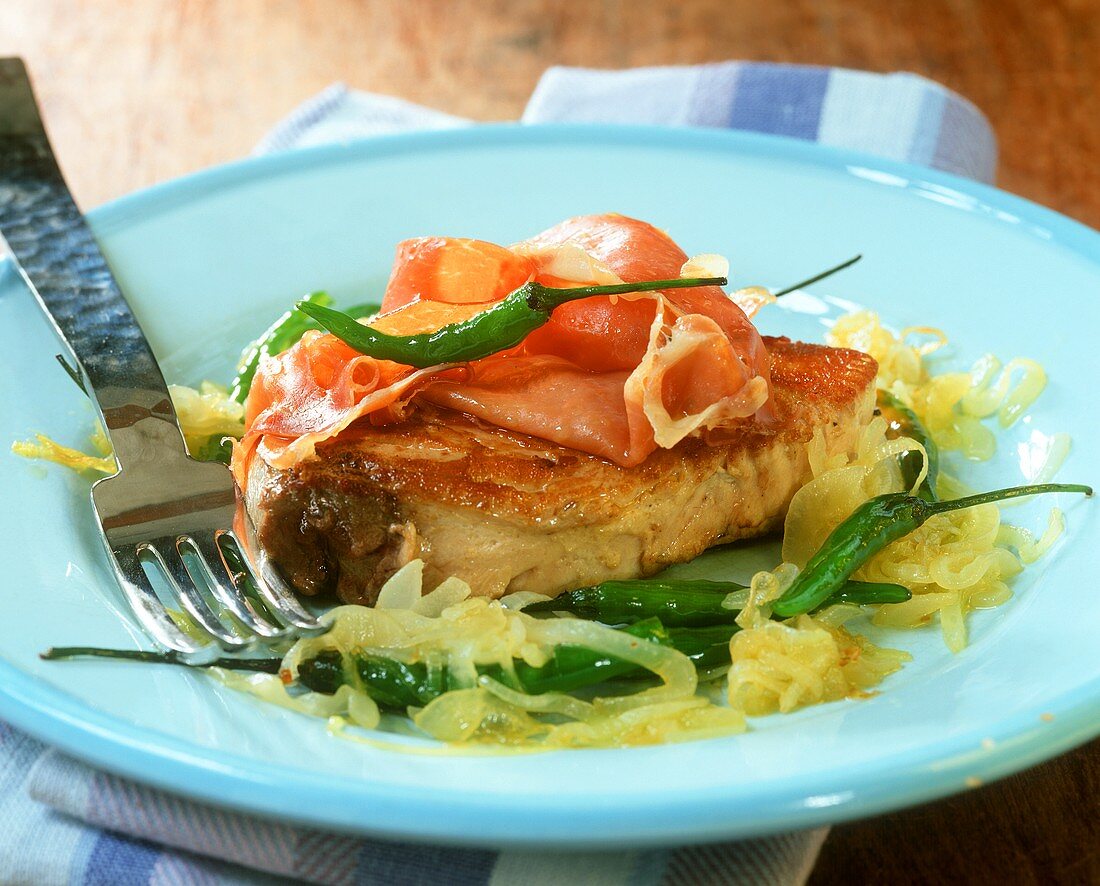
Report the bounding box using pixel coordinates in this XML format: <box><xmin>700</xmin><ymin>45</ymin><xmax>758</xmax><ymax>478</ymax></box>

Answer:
<box><xmin>811</xmin><ymin>736</ymin><xmax>1100</xmax><ymax>885</ymax></box>
<box><xmin>4</xmin><ymin>0</ymin><xmax>1100</xmax><ymax>224</ymax></box>
<box><xmin>2</xmin><ymin>1</ymin><xmax>1098</xmax><ymax>881</ymax></box>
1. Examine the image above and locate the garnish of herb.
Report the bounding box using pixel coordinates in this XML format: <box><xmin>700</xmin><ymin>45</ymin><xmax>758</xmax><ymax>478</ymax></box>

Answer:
<box><xmin>296</xmin><ymin>276</ymin><xmax>726</xmax><ymax>369</ymax></box>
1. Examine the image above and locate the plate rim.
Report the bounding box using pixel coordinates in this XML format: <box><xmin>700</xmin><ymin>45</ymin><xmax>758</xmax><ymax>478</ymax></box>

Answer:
<box><xmin>3</xmin><ymin>122</ymin><xmax>1099</xmax><ymax>847</ymax></box>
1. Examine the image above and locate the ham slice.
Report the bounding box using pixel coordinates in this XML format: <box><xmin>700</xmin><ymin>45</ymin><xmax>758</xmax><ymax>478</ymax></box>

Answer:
<box><xmin>236</xmin><ymin>214</ymin><xmax>773</xmax><ymax>480</ymax></box>
<box><xmin>381</xmin><ymin>237</ymin><xmax>536</xmax><ymax>312</ymax></box>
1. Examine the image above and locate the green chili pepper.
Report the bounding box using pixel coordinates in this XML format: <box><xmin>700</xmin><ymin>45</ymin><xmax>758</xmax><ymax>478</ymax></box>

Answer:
<box><xmin>294</xmin><ymin>618</ymin><xmax>675</xmax><ymax>704</ymax></box>
<box><xmin>522</xmin><ymin>577</ymin><xmax>910</xmax><ymax>626</ymax></box>
<box><xmin>665</xmin><ymin>624</ymin><xmax>741</xmax><ymax>671</ymax></box>
<box><xmin>877</xmin><ymin>389</ymin><xmax>939</xmax><ymax>500</ymax></box>
<box><xmin>827</xmin><ymin>581</ymin><xmax>912</xmax><ymax>607</ymax></box>
<box><xmin>232</xmin><ymin>254</ymin><xmax>861</xmax><ymax>395</ymax></box>
<box><xmin>296</xmin><ymin>649</ymin><xmax>435</xmax><ymax>706</ymax></box>
<box><xmin>522</xmin><ymin>579</ymin><xmax>739</xmax><ymax>625</ymax></box>
<box><xmin>771</xmin><ymin>482</ymin><xmax>1093</xmax><ymax>618</ymax></box>
<box><xmin>231</xmin><ymin>293</ymin><xmax>382</xmax><ymax>403</ymax></box>
<box><xmin>296</xmin><ymin>276</ymin><xmax>727</xmax><ymax>369</ymax></box>
<box><xmin>503</xmin><ymin>618</ymin><xmax>673</xmax><ymax>695</ymax></box>
<box><xmin>295</xmin><ymin>618</ymin><xmax>743</xmax><ymax>702</ymax></box>
<box><xmin>41</xmin><ymin>617</ymin><xmax>743</xmax><ymax>706</ymax></box>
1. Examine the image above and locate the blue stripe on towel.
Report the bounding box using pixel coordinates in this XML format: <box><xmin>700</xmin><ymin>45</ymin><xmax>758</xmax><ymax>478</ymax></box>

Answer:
<box><xmin>728</xmin><ymin>64</ymin><xmax>830</xmax><ymax>139</ymax></box>
<box><xmin>83</xmin><ymin>833</ymin><xmax>160</xmax><ymax>886</ymax></box>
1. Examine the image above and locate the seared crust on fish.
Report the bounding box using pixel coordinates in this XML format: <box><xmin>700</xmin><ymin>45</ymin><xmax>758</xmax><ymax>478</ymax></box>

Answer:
<box><xmin>245</xmin><ymin>337</ymin><xmax>877</xmax><ymax>604</ymax></box>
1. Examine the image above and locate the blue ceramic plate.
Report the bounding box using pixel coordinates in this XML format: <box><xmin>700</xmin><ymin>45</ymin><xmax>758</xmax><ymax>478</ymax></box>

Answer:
<box><xmin>1</xmin><ymin>126</ymin><xmax>1097</xmax><ymax>847</ymax></box>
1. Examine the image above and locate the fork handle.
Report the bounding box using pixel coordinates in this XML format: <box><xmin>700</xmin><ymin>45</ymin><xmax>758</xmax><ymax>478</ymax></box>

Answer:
<box><xmin>0</xmin><ymin>58</ymin><xmax>186</xmax><ymax>467</ymax></box>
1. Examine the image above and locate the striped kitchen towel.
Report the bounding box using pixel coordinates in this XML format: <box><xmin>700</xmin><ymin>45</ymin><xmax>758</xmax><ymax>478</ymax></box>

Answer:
<box><xmin>258</xmin><ymin>62</ymin><xmax>996</xmax><ymax>182</ymax></box>
<box><xmin>2</xmin><ymin>62</ymin><xmax>997</xmax><ymax>886</ymax></box>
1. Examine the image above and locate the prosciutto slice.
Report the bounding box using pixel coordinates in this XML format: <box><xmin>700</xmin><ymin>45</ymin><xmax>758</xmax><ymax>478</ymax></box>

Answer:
<box><xmin>236</xmin><ymin>214</ymin><xmax>772</xmax><ymax>479</ymax></box>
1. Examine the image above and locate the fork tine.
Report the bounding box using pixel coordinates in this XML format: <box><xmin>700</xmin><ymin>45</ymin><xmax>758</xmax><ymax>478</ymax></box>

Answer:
<box><xmin>109</xmin><ymin>547</ymin><xmax>206</xmax><ymax>654</ymax></box>
<box><xmin>224</xmin><ymin>530</ymin><xmax>325</xmax><ymax>634</ymax></box>
<box><xmin>141</xmin><ymin>541</ymin><xmax>248</xmax><ymax>649</ymax></box>
<box><xmin>185</xmin><ymin>533</ymin><xmax>286</xmax><ymax>640</ymax></box>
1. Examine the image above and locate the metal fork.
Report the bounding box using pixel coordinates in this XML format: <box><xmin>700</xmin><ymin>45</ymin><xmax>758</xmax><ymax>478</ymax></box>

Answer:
<box><xmin>0</xmin><ymin>58</ymin><xmax>322</xmax><ymax>654</ymax></box>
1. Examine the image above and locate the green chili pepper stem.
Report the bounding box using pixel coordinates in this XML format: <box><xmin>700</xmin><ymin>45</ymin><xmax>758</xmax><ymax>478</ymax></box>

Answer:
<box><xmin>40</xmin><ymin>646</ymin><xmax>282</xmax><ymax>674</ymax></box>
<box><xmin>297</xmin><ymin>276</ymin><xmax>726</xmax><ymax>369</ymax></box>
<box><xmin>526</xmin><ymin>276</ymin><xmax>727</xmax><ymax>311</ymax></box>
<box><xmin>930</xmin><ymin>482</ymin><xmax>1091</xmax><ymax>511</ymax></box>
<box><xmin>774</xmin><ymin>255</ymin><xmax>862</xmax><ymax>297</ymax></box>
<box><xmin>771</xmin><ymin>482</ymin><xmax>1092</xmax><ymax>618</ymax></box>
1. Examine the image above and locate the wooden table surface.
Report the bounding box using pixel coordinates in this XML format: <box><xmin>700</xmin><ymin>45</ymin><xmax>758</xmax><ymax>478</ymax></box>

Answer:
<box><xmin>4</xmin><ymin>1</ymin><xmax>1098</xmax><ymax>882</ymax></box>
